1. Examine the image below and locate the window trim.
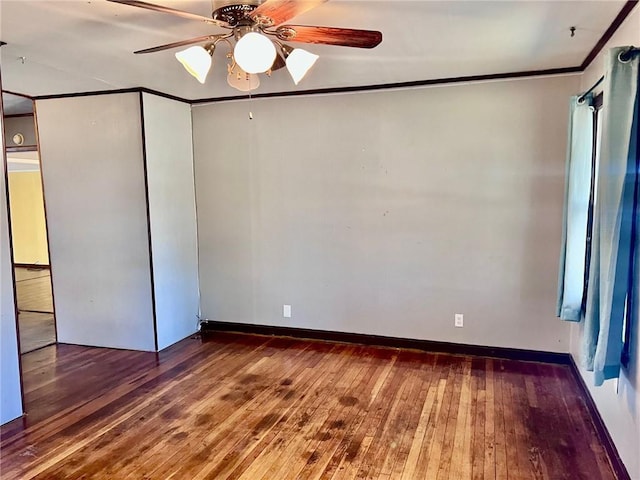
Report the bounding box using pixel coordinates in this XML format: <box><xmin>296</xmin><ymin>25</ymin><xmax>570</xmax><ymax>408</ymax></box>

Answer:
<box><xmin>582</xmin><ymin>92</ymin><xmax>602</xmax><ymax>310</ymax></box>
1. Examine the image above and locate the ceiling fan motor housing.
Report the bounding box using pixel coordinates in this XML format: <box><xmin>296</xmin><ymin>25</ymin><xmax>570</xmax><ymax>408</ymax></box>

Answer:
<box><xmin>212</xmin><ymin>0</ymin><xmax>264</xmax><ymax>26</ymax></box>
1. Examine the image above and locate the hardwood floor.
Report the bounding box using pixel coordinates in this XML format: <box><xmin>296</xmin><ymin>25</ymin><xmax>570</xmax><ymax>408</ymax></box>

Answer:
<box><xmin>0</xmin><ymin>332</ymin><xmax>616</xmax><ymax>479</ymax></box>
<box><xmin>18</xmin><ymin>312</ymin><xmax>55</xmax><ymax>354</ymax></box>
<box><xmin>16</xmin><ymin>270</ymin><xmax>54</xmax><ymax>313</ymax></box>
<box><xmin>14</xmin><ymin>267</ymin><xmax>56</xmax><ymax>354</ymax></box>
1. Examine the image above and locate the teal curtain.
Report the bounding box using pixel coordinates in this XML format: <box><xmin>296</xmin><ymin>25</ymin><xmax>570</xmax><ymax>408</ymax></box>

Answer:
<box><xmin>557</xmin><ymin>94</ymin><xmax>594</xmax><ymax>321</ymax></box>
<box><xmin>583</xmin><ymin>46</ymin><xmax>639</xmax><ymax>385</ymax></box>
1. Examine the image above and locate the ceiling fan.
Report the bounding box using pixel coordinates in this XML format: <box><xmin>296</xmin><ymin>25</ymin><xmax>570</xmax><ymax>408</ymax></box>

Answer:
<box><xmin>108</xmin><ymin>0</ymin><xmax>383</xmax><ymax>91</ymax></box>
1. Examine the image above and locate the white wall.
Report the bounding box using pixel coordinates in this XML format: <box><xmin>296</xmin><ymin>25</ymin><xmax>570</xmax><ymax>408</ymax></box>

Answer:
<box><xmin>142</xmin><ymin>93</ymin><xmax>199</xmax><ymax>350</ymax></box>
<box><xmin>1</xmin><ymin>89</ymin><xmax>24</xmax><ymax>425</ymax></box>
<box><xmin>192</xmin><ymin>74</ymin><xmax>578</xmax><ymax>352</ymax></box>
<box><xmin>571</xmin><ymin>4</ymin><xmax>640</xmax><ymax>478</ymax></box>
<box><xmin>36</xmin><ymin>93</ymin><xmax>156</xmax><ymax>351</ymax></box>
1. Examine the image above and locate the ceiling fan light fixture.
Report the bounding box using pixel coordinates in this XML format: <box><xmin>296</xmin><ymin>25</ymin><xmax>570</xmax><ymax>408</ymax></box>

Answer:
<box><xmin>175</xmin><ymin>45</ymin><xmax>214</xmax><ymax>84</ymax></box>
<box><xmin>227</xmin><ymin>65</ymin><xmax>261</xmax><ymax>92</ymax></box>
<box><xmin>110</xmin><ymin>0</ymin><xmax>383</xmax><ymax>92</ymax></box>
<box><xmin>284</xmin><ymin>48</ymin><xmax>319</xmax><ymax>85</ymax></box>
<box><xmin>233</xmin><ymin>31</ymin><xmax>277</xmax><ymax>74</ymax></box>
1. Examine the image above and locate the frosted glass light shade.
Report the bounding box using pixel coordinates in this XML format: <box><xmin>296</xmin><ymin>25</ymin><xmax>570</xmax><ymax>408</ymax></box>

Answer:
<box><xmin>175</xmin><ymin>46</ymin><xmax>212</xmax><ymax>84</ymax></box>
<box><xmin>234</xmin><ymin>32</ymin><xmax>276</xmax><ymax>74</ymax></box>
<box><xmin>227</xmin><ymin>67</ymin><xmax>260</xmax><ymax>91</ymax></box>
<box><xmin>285</xmin><ymin>48</ymin><xmax>319</xmax><ymax>85</ymax></box>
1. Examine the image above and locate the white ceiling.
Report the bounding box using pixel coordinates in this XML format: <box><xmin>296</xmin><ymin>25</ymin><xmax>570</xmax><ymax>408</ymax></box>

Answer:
<box><xmin>0</xmin><ymin>0</ymin><xmax>632</xmax><ymax>104</ymax></box>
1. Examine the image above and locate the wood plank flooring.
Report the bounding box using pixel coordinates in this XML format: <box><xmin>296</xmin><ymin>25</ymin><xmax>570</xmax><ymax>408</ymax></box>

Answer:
<box><xmin>0</xmin><ymin>332</ymin><xmax>616</xmax><ymax>479</ymax></box>
<box><xmin>14</xmin><ymin>267</ymin><xmax>56</xmax><ymax>353</ymax></box>
<box><xmin>16</xmin><ymin>272</ymin><xmax>54</xmax><ymax>313</ymax></box>
<box><xmin>18</xmin><ymin>312</ymin><xmax>56</xmax><ymax>354</ymax></box>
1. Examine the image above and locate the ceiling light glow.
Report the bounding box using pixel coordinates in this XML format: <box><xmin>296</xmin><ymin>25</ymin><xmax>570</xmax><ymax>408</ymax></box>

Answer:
<box><xmin>233</xmin><ymin>32</ymin><xmax>277</xmax><ymax>74</ymax></box>
<box><xmin>285</xmin><ymin>48</ymin><xmax>319</xmax><ymax>85</ymax></box>
<box><xmin>175</xmin><ymin>45</ymin><xmax>213</xmax><ymax>84</ymax></box>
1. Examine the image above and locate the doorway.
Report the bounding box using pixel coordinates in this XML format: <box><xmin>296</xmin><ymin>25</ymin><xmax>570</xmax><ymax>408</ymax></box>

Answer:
<box><xmin>4</xmin><ymin>93</ymin><xmax>56</xmax><ymax>354</ymax></box>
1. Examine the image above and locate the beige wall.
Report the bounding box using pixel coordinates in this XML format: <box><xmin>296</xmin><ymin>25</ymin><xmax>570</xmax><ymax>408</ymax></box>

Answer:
<box><xmin>37</xmin><ymin>93</ymin><xmax>156</xmax><ymax>351</ymax></box>
<box><xmin>35</xmin><ymin>91</ymin><xmax>200</xmax><ymax>352</ymax></box>
<box><xmin>570</xmin><ymin>4</ymin><xmax>640</xmax><ymax>478</ymax></box>
<box><xmin>142</xmin><ymin>92</ymin><xmax>200</xmax><ymax>350</ymax></box>
<box><xmin>192</xmin><ymin>73</ymin><xmax>578</xmax><ymax>353</ymax></box>
<box><xmin>8</xmin><ymin>170</ymin><xmax>49</xmax><ymax>265</ymax></box>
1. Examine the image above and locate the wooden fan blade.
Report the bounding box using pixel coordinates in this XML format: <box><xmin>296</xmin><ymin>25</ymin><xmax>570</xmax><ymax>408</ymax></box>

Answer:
<box><xmin>275</xmin><ymin>25</ymin><xmax>382</xmax><ymax>48</ymax></box>
<box><xmin>249</xmin><ymin>0</ymin><xmax>326</xmax><ymax>27</ymax></box>
<box><xmin>134</xmin><ymin>35</ymin><xmax>220</xmax><ymax>54</ymax></box>
<box><xmin>107</xmin><ymin>0</ymin><xmax>224</xmax><ymax>26</ymax></box>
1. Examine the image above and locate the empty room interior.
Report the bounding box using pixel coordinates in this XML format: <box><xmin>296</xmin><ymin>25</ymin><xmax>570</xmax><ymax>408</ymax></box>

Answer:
<box><xmin>0</xmin><ymin>1</ymin><xmax>639</xmax><ymax>479</ymax></box>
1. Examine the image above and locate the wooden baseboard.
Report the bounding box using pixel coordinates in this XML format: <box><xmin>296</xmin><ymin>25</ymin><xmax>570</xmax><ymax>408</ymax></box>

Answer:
<box><xmin>14</xmin><ymin>263</ymin><xmax>50</xmax><ymax>270</ymax></box>
<box><xmin>200</xmin><ymin>320</ymin><xmax>572</xmax><ymax>365</ymax></box>
<box><xmin>567</xmin><ymin>358</ymin><xmax>631</xmax><ymax>480</ymax></box>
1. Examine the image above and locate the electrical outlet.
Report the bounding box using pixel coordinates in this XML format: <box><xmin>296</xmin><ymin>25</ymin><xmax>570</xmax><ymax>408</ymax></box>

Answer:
<box><xmin>283</xmin><ymin>304</ymin><xmax>291</xmax><ymax>318</ymax></box>
<box><xmin>454</xmin><ymin>313</ymin><xmax>464</xmax><ymax>328</ymax></box>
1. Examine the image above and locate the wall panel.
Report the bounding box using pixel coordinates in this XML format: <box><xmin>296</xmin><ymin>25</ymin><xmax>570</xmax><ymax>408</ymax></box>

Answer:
<box><xmin>142</xmin><ymin>93</ymin><xmax>199</xmax><ymax>350</ymax></box>
<box><xmin>36</xmin><ymin>93</ymin><xmax>155</xmax><ymax>351</ymax></box>
<box><xmin>0</xmin><ymin>89</ymin><xmax>24</xmax><ymax>424</ymax></box>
